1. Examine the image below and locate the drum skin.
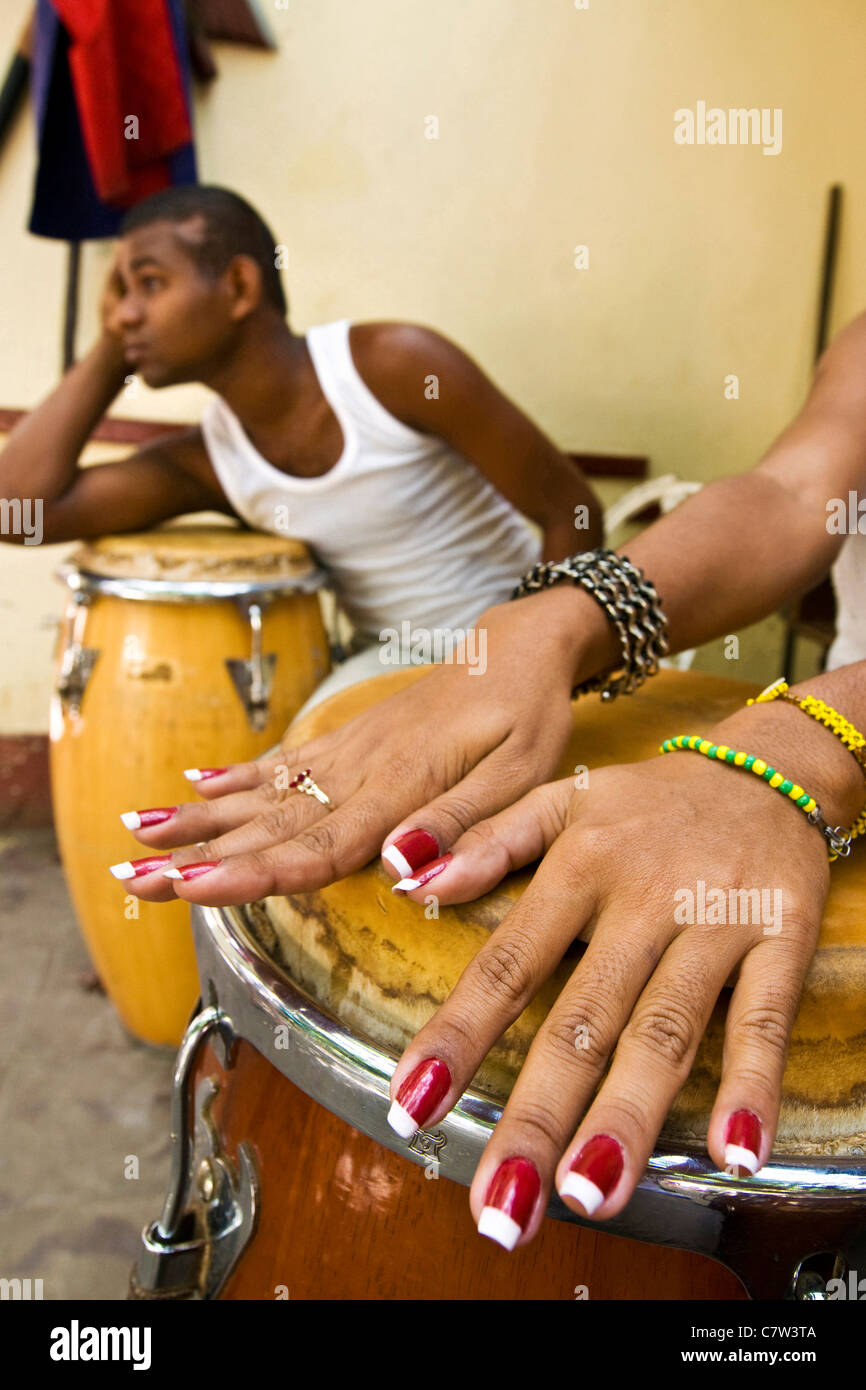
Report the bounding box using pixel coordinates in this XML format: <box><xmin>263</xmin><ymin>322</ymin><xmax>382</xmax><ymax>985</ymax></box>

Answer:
<box><xmin>194</xmin><ymin>664</ymin><xmax>866</xmax><ymax>1299</ymax></box>
<box><xmin>50</xmin><ymin>529</ymin><xmax>330</xmax><ymax>1046</ymax></box>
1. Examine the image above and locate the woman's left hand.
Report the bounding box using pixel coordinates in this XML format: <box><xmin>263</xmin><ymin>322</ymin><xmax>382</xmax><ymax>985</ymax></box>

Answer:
<box><xmin>382</xmin><ymin>702</ymin><xmax>861</xmax><ymax>1249</ymax></box>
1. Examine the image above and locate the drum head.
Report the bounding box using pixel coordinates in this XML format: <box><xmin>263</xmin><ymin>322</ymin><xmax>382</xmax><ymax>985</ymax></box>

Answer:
<box><xmin>244</xmin><ymin>668</ymin><xmax>866</xmax><ymax>1156</ymax></box>
<box><xmin>66</xmin><ymin>525</ymin><xmax>319</xmax><ymax>584</ymax></box>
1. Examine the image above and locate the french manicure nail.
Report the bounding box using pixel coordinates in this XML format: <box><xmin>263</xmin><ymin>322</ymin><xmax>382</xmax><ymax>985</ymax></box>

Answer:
<box><xmin>183</xmin><ymin>768</ymin><xmax>228</xmax><ymax>782</ymax></box>
<box><xmin>725</xmin><ymin>1110</ymin><xmax>762</xmax><ymax>1176</ymax></box>
<box><xmin>477</xmin><ymin>1156</ymin><xmax>541</xmax><ymax>1251</ymax></box>
<box><xmin>120</xmin><ymin>807</ymin><xmax>177</xmax><ymax>830</ymax></box>
<box><xmin>109</xmin><ymin>855</ymin><xmax>172</xmax><ymax>880</ymax></box>
<box><xmin>382</xmin><ymin>829</ymin><xmax>440</xmax><ymax>878</ymax></box>
<box><xmin>387</xmin><ymin>1057</ymin><xmax>451</xmax><ymax>1138</ymax></box>
<box><xmin>163</xmin><ymin>860</ymin><xmax>221</xmax><ymax>881</ymax></box>
<box><xmin>392</xmin><ymin>853</ymin><xmax>453</xmax><ymax>893</ymax></box>
<box><xmin>559</xmin><ymin>1134</ymin><xmax>624</xmax><ymax>1215</ymax></box>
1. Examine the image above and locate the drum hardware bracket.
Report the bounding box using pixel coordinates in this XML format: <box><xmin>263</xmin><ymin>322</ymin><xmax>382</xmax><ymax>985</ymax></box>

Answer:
<box><xmin>56</xmin><ymin>590</ymin><xmax>100</xmax><ymax>717</ymax></box>
<box><xmin>130</xmin><ymin>1006</ymin><xmax>259</xmax><ymax>1301</ymax></box>
<box><xmin>714</xmin><ymin>1202</ymin><xmax>866</xmax><ymax>1301</ymax></box>
<box><xmin>790</xmin><ymin>1222</ymin><xmax>866</xmax><ymax>1300</ymax></box>
<box><xmin>226</xmin><ymin>600</ymin><xmax>278</xmax><ymax>731</ymax></box>
<box><xmin>408</xmin><ymin>1130</ymin><xmax>447</xmax><ymax>1162</ymax></box>
<box><xmin>791</xmin><ymin>1251</ymin><xmax>848</xmax><ymax>1301</ymax></box>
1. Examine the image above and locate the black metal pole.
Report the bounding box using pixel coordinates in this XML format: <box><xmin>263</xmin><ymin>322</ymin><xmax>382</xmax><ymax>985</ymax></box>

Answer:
<box><xmin>814</xmin><ymin>184</ymin><xmax>842</xmax><ymax>363</ymax></box>
<box><xmin>63</xmin><ymin>241</ymin><xmax>81</xmax><ymax>371</ymax></box>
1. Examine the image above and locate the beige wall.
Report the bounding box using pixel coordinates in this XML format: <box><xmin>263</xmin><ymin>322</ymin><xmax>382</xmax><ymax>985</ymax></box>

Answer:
<box><xmin>1</xmin><ymin>0</ymin><xmax>863</xmax><ymax>730</ymax></box>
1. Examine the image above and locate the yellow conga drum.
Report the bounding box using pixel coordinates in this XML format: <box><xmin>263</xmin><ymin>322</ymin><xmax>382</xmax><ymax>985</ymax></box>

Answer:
<box><xmin>50</xmin><ymin>526</ymin><xmax>331</xmax><ymax>1046</ymax></box>
<box><xmin>133</xmin><ymin>669</ymin><xmax>866</xmax><ymax>1300</ymax></box>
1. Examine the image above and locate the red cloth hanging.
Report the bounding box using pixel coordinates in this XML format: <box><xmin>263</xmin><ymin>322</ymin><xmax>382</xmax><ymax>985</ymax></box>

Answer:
<box><xmin>49</xmin><ymin>0</ymin><xmax>192</xmax><ymax>206</ymax></box>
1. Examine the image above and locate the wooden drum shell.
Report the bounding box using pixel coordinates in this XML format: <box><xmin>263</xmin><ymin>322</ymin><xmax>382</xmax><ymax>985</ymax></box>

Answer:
<box><xmin>192</xmin><ymin>1038</ymin><xmax>745</xmax><ymax>1300</ymax></box>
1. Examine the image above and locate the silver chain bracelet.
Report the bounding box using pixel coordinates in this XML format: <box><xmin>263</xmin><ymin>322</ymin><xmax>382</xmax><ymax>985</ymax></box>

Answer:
<box><xmin>511</xmin><ymin>548</ymin><xmax>669</xmax><ymax>700</ymax></box>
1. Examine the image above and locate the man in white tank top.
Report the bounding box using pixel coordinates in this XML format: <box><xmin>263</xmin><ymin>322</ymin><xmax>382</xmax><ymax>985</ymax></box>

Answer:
<box><xmin>0</xmin><ymin>185</ymin><xmax>602</xmax><ymax>710</ymax></box>
<box><xmin>3</xmin><ymin>183</ymin><xmax>863</xmax><ymax>705</ymax></box>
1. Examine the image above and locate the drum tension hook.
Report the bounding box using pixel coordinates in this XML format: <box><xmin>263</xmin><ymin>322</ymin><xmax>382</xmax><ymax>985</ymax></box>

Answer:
<box><xmin>130</xmin><ymin>1005</ymin><xmax>258</xmax><ymax>1301</ymax></box>
<box><xmin>226</xmin><ymin>600</ymin><xmax>278</xmax><ymax>732</ymax></box>
<box><xmin>56</xmin><ymin>589</ymin><xmax>100</xmax><ymax>718</ymax></box>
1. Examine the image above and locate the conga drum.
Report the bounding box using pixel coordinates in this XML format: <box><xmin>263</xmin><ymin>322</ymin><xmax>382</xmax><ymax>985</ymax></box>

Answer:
<box><xmin>50</xmin><ymin>526</ymin><xmax>331</xmax><ymax>1047</ymax></box>
<box><xmin>131</xmin><ymin>669</ymin><xmax>866</xmax><ymax>1299</ymax></box>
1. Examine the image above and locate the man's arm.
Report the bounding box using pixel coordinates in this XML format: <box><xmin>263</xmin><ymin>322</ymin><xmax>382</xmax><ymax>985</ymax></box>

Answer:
<box><xmin>0</xmin><ymin>334</ymin><xmax>232</xmax><ymax>545</ymax></box>
<box><xmin>348</xmin><ymin>322</ymin><xmax>604</xmax><ymax>557</ymax></box>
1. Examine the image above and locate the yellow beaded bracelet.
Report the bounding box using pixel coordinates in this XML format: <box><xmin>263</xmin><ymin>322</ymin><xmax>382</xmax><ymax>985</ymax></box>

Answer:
<box><xmin>747</xmin><ymin>679</ymin><xmax>866</xmax><ymax>778</ymax></box>
<box><xmin>658</xmin><ymin>734</ymin><xmax>860</xmax><ymax>861</ymax></box>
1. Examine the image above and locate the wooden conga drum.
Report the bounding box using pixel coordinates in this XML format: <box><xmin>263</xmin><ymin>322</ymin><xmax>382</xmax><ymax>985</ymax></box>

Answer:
<box><xmin>131</xmin><ymin>669</ymin><xmax>866</xmax><ymax>1299</ymax></box>
<box><xmin>50</xmin><ymin>527</ymin><xmax>330</xmax><ymax>1047</ymax></box>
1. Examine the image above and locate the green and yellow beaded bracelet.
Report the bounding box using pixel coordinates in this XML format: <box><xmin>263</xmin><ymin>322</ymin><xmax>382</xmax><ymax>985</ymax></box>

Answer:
<box><xmin>658</xmin><ymin>734</ymin><xmax>859</xmax><ymax>861</ymax></box>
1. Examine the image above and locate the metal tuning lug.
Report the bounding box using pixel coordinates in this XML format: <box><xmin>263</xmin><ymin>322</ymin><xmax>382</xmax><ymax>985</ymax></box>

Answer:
<box><xmin>55</xmin><ymin>591</ymin><xmax>99</xmax><ymax>717</ymax></box>
<box><xmin>225</xmin><ymin>600</ymin><xmax>278</xmax><ymax>731</ymax></box>
<box><xmin>129</xmin><ymin>1006</ymin><xmax>258</xmax><ymax>1301</ymax></box>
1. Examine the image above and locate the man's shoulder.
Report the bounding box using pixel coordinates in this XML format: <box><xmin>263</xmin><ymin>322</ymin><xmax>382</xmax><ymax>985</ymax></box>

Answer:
<box><xmin>348</xmin><ymin>320</ymin><xmax>451</xmax><ymax>373</ymax></box>
<box><xmin>346</xmin><ymin>321</ymin><xmax>470</xmax><ymax>431</ymax></box>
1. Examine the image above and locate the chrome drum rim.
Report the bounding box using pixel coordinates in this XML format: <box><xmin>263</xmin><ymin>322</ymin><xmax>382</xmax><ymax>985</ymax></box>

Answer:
<box><xmin>57</xmin><ymin>562</ymin><xmax>328</xmax><ymax>603</ymax></box>
<box><xmin>192</xmin><ymin>902</ymin><xmax>866</xmax><ymax>1248</ymax></box>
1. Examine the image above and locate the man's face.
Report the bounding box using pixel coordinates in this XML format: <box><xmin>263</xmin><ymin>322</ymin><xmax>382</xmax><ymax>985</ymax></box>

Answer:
<box><xmin>111</xmin><ymin>219</ymin><xmax>238</xmax><ymax>387</ymax></box>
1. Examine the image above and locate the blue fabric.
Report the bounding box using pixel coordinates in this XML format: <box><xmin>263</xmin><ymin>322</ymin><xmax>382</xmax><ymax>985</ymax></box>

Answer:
<box><xmin>28</xmin><ymin>0</ymin><xmax>197</xmax><ymax>242</ymax></box>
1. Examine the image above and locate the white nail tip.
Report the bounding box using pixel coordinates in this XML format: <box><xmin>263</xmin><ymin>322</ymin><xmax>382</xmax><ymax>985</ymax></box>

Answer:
<box><xmin>183</xmin><ymin>768</ymin><xmax>203</xmax><ymax>781</ymax></box>
<box><xmin>386</xmin><ymin>1100</ymin><xmax>418</xmax><ymax>1139</ymax></box>
<box><xmin>120</xmin><ymin>811</ymin><xmax>141</xmax><ymax>830</ymax></box>
<box><xmin>163</xmin><ymin>868</ymin><xmax>183</xmax><ymax>880</ymax></box>
<box><xmin>382</xmin><ymin>844</ymin><xmax>413</xmax><ymax>878</ymax></box>
<box><xmin>725</xmin><ymin>1143</ymin><xmax>760</xmax><ymax>1175</ymax></box>
<box><xmin>559</xmin><ymin>1172</ymin><xmax>605</xmax><ymax>1215</ymax></box>
<box><xmin>392</xmin><ymin>876</ymin><xmax>421</xmax><ymax>893</ymax></box>
<box><xmin>109</xmin><ymin>862</ymin><xmax>135</xmax><ymax>880</ymax></box>
<box><xmin>477</xmin><ymin>1207</ymin><xmax>522</xmax><ymax>1252</ymax></box>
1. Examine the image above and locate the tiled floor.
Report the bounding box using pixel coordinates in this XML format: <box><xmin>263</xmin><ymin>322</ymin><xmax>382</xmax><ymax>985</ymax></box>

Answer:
<box><xmin>0</xmin><ymin>830</ymin><xmax>176</xmax><ymax>1300</ymax></box>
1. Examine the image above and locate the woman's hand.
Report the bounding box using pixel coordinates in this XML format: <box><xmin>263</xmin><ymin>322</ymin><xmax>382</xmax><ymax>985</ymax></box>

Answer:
<box><xmin>115</xmin><ymin>587</ymin><xmax>597</xmax><ymax>903</ymax></box>
<box><xmin>383</xmin><ymin>700</ymin><xmax>863</xmax><ymax>1249</ymax></box>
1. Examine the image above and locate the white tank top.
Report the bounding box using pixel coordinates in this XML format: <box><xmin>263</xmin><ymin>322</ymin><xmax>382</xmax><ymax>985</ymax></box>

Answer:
<box><xmin>827</xmin><ymin>534</ymin><xmax>866</xmax><ymax>670</ymax></box>
<box><xmin>199</xmin><ymin>319</ymin><xmax>541</xmax><ymax>639</ymax></box>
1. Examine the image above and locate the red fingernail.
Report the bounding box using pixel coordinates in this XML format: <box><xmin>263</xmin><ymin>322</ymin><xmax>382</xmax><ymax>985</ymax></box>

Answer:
<box><xmin>387</xmin><ymin>1058</ymin><xmax>451</xmax><ymax>1138</ymax></box>
<box><xmin>184</xmin><ymin>768</ymin><xmax>228</xmax><ymax>782</ymax></box>
<box><xmin>382</xmin><ymin>829</ymin><xmax>440</xmax><ymax>878</ymax></box>
<box><xmin>559</xmin><ymin>1134</ymin><xmax>624</xmax><ymax>1214</ymax></box>
<box><xmin>725</xmin><ymin>1110</ymin><xmax>762</xmax><ymax>1176</ymax></box>
<box><xmin>391</xmin><ymin>853</ymin><xmax>452</xmax><ymax>893</ymax></box>
<box><xmin>120</xmin><ymin>807</ymin><xmax>177</xmax><ymax>830</ymax></box>
<box><xmin>163</xmin><ymin>860</ymin><xmax>221</xmax><ymax>881</ymax></box>
<box><xmin>477</xmin><ymin>1156</ymin><xmax>541</xmax><ymax>1251</ymax></box>
<box><xmin>109</xmin><ymin>855</ymin><xmax>172</xmax><ymax>880</ymax></box>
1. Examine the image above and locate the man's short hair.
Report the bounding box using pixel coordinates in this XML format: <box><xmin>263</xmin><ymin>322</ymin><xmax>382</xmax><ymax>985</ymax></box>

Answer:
<box><xmin>119</xmin><ymin>185</ymin><xmax>287</xmax><ymax>316</ymax></box>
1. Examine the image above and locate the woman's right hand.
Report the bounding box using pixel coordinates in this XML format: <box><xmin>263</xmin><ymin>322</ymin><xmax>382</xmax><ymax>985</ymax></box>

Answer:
<box><xmin>115</xmin><ymin>586</ymin><xmax>602</xmax><ymax>904</ymax></box>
